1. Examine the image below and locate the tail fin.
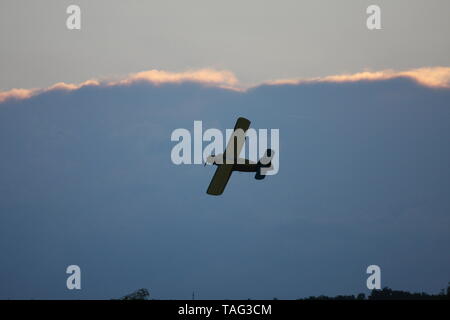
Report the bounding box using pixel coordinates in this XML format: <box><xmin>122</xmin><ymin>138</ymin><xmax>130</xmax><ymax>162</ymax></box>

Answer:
<box><xmin>255</xmin><ymin>149</ymin><xmax>274</xmax><ymax>179</ymax></box>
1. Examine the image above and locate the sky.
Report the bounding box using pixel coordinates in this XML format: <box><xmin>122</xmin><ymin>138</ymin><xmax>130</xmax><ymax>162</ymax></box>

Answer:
<box><xmin>0</xmin><ymin>1</ymin><xmax>449</xmax><ymax>300</ymax></box>
<box><xmin>1</xmin><ymin>0</ymin><xmax>450</xmax><ymax>90</ymax></box>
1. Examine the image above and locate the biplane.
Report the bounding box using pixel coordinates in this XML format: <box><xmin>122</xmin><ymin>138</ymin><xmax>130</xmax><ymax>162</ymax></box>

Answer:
<box><xmin>205</xmin><ymin>117</ymin><xmax>274</xmax><ymax>195</ymax></box>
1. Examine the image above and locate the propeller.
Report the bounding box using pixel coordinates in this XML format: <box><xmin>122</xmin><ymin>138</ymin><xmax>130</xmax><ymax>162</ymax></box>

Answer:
<box><xmin>204</xmin><ymin>152</ymin><xmax>216</xmax><ymax>166</ymax></box>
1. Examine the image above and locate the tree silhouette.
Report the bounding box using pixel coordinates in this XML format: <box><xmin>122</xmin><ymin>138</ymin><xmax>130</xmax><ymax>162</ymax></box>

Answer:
<box><xmin>120</xmin><ymin>288</ymin><xmax>150</xmax><ymax>300</ymax></box>
<box><xmin>117</xmin><ymin>283</ymin><xmax>450</xmax><ymax>300</ymax></box>
<box><xmin>297</xmin><ymin>282</ymin><xmax>450</xmax><ymax>300</ymax></box>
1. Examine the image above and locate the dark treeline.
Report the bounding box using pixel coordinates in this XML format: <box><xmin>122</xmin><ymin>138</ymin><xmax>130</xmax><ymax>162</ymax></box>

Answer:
<box><xmin>119</xmin><ymin>283</ymin><xmax>450</xmax><ymax>300</ymax></box>
<box><xmin>299</xmin><ymin>283</ymin><xmax>450</xmax><ymax>300</ymax></box>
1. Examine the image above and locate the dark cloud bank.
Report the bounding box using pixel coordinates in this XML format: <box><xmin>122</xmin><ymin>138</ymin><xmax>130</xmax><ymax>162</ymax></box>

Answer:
<box><xmin>0</xmin><ymin>78</ymin><xmax>449</xmax><ymax>299</ymax></box>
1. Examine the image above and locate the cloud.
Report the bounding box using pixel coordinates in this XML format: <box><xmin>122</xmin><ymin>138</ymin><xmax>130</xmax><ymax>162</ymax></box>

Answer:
<box><xmin>116</xmin><ymin>69</ymin><xmax>238</xmax><ymax>87</ymax></box>
<box><xmin>0</xmin><ymin>69</ymin><xmax>238</xmax><ymax>103</ymax></box>
<box><xmin>1</xmin><ymin>65</ymin><xmax>450</xmax><ymax>299</ymax></box>
<box><xmin>1</xmin><ymin>66</ymin><xmax>450</xmax><ymax>104</ymax></box>
<box><xmin>47</xmin><ymin>80</ymin><xmax>100</xmax><ymax>91</ymax></box>
<box><xmin>0</xmin><ymin>88</ymin><xmax>35</xmax><ymax>102</ymax></box>
<box><xmin>267</xmin><ymin>67</ymin><xmax>450</xmax><ymax>89</ymax></box>
<box><xmin>0</xmin><ymin>80</ymin><xmax>100</xmax><ymax>104</ymax></box>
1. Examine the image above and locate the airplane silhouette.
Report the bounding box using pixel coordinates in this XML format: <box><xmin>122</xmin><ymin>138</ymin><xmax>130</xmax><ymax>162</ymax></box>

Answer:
<box><xmin>205</xmin><ymin>117</ymin><xmax>274</xmax><ymax>195</ymax></box>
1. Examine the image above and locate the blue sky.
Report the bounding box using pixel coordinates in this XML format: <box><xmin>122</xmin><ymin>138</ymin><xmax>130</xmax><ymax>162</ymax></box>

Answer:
<box><xmin>0</xmin><ymin>74</ymin><xmax>449</xmax><ymax>299</ymax></box>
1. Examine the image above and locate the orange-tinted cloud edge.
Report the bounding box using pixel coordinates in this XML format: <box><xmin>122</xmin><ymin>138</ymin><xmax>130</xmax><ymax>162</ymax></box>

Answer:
<box><xmin>1</xmin><ymin>67</ymin><xmax>450</xmax><ymax>103</ymax></box>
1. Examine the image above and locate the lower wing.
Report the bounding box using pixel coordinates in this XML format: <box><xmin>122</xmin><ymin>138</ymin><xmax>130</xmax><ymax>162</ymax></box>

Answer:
<box><xmin>206</xmin><ymin>164</ymin><xmax>234</xmax><ymax>195</ymax></box>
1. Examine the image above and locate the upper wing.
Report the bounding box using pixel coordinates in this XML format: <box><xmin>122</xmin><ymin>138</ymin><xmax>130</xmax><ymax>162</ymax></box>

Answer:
<box><xmin>206</xmin><ymin>164</ymin><xmax>234</xmax><ymax>195</ymax></box>
<box><xmin>206</xmin><ymin>118</ymin><xmax>251</xmax><ymax>195</ymax></box>
<box><xmin>233</xmin><ymin>117</ymin><xmax>251</xmax><ymax>132</ymax></box>
<box><xmin>224</xmin><ymin>117</ymin><xmax>251</xmax><ymax>162</ymax></box>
